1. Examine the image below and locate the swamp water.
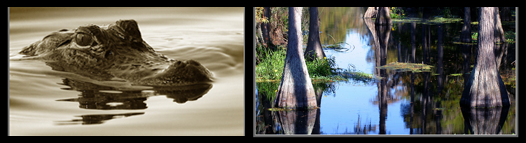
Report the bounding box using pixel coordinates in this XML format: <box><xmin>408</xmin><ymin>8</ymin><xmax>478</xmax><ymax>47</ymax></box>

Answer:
<box><xmin>255</xmin><ymin>7</ymin><xmax>516</xmax><ymax>135</ymax></box>
<box><xmin>9</xmin><ymin>7</ymin><xmax>244</xmax><ymax>136</ymax></box>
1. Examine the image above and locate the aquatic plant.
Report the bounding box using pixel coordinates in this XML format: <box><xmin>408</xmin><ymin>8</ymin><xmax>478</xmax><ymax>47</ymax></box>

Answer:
<box><xmin>505</xmin><ymin>31</ymin><xmax>515</xmax><ymax>43</ymax></box>
<box><xmin>376</xmin><ymin>62</ymin><xmax>433</xmax><ymax>73</ymax></box>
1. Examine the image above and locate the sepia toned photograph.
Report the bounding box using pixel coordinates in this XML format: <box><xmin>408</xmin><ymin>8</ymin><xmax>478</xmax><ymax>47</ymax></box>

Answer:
<box><xmin>255</xmin><ymin>7</ymin><xmax>516</xmax><ymax>135</ymax></box>
<box><xmin>9</xmin><ymin>7</ymin><xmax>244</xmax><ymax>136</ymax></box>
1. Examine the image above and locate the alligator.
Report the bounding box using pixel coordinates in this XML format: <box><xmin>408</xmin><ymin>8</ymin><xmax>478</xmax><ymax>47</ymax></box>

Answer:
<box><xmin>17</xmin><ymin>19</ymin><xmax>213</xmax><ymax>86</ymax></box>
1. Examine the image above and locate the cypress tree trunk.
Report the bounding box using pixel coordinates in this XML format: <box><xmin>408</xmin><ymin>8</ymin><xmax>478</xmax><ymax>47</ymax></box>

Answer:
<box><xmin>437</xmin><ymin>24</ymin><xmax>444</xmax><ymax>94</ymax></box>
<box><xmin>494</xmin><ymin>7</ymin><xmax>507</xmax><ymax>70</ymax></box>
<box><xmin>274</xmin><ymin>7</ymin><xmax>317</xmax><ymax>109</ymax></box>
<box><xmin>500</xmin><ymin>7</ymin><xmax>511</xmax><ymax>21</ymax></box>
<box><xmin>460</xmin><ymin>7</ymin><xmax>510</xmax><ymax>108</ymax></box>
<box><xmin>461</xmin><ymin>7</ymin><xmax>473</xmax><ymax>87</ymax></box>
<box><xmin>261</xmin><ymin>7</ymin><xmax>271</xmax><ymax>48</ymax></box>
<box><xmin>461</xmin><ymin>7</ymin><xmax>472</xmax><ymax>43</ymax></box>
<box><xmin>375</xmin><ymin>7</ymin><xmax>391</xmax><ymax>25</ymax></box>
<box><xmin>364</xmin><ymin>7</ymin><xmax>378</xmax><ymax>18</ymax></box>
<box><xmin>304</xmin><ymin>7</ymin><xmax>326</xmax><ymax>61</ymax></box>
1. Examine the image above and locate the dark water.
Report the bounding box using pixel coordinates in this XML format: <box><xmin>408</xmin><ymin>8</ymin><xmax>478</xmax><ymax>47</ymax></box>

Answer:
<box><xmin>9</xmin><ymin>7</ymin><xmax>244</xmax><ymax>136</ymax></box>
<box><xmin>255</xmin><ymin>7</ymin><xmax>516</xmax><ymax>135</ymax></box>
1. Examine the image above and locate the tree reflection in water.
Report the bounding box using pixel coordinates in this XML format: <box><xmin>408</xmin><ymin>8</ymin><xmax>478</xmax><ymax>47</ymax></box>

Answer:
<box><xmin>55</xmin><ymin>78</ymin><xmax>212</xmax><ymax>125</ymax></box>
<box><xmin>461</xmin><ymin>107</ymin><xmax>509</xmax><ymax>134</ymax></box>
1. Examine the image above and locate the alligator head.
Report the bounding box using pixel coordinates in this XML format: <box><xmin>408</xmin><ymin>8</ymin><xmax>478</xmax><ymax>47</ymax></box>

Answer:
<box><xmin>18</xmin><ymin>20</ymin><xmax>213</xmax><ymax>86</ymax></box>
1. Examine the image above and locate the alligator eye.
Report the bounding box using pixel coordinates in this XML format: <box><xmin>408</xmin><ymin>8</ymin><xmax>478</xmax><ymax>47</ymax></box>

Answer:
<box><xmin>75</xmin><ymin>33</ymin><xmax>92</xmax><ymax>46</ymax></box>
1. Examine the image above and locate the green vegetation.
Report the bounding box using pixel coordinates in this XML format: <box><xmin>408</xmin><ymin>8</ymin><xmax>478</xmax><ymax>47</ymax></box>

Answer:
<box><xmin>255</xmin><ymin>7</ymin><xmax>269</xmax><ymax>24</ymax></box>
<box><xmin>376</xmin><ymin>62</ymin><xmax>434</xmax><ymax>73</ymax></box>
<box><xmin>471</xmin><ymin>32</ymin><xmax>478</xmax><ymax>41</ymax></box>
<box><xmin>427</xmin><ymin>17</ymin><xmax>462</xmax><ymax>23</ymax></box>
<box><xmin>255</xmin><ymin>45</ymin><xmax>286</xmax><ymax>82</ymax></box>
<box><xmin>255</xmin><ymin>45</ymin><xmax>346</xmax><ymax>83</ymax></box>
<box><xmin>390</xmin><ymin>17</ymin><xmax>462</xmax><ymax>24</ymax></box>
<box><xmin>505</xmin><ymin>31</ymin><xmax>515</xmax><ymax>43</ymax></box>
<box><xmin>471</xmin><ymin>32</ymin><xmax>479</xmax><ymax>41</ymax></box>
<box><xmin>469</xmin><ymin>31</ymin><xmax>515</xmax><ymax>43</ymax></box>
<box><xmin>324</xmin><ymin>41</ymin><xmax>351</xmax><ymax>52</ymax></box>
<box><xmin>338</xmin><ymin>65</ymin><xmax>376</xmax><ymax>83</ymax></box>
<box><xmin>449</xmin><ymin>73</ymin><xmax>463</xmax><ymax>76</ymax></box>
<box><xmin>305</xmin><ymin>55</ymin><xmax>342</xmax><ymax>82</ymax></box>
<box><xmin>390</xmin><ymin>7</ymin><xmax>406</xmax><ymax>19</ymax></box>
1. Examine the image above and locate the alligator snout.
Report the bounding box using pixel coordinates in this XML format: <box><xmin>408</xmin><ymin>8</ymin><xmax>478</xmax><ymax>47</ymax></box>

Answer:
<box><xmin>174</xmin><ymin>60</ymin><xmax>202</xmax><ymax>68</ymax></box>
<box><xmin>136</xmin><ymin>59</ymin><xmax>213</xmax><ymax>86</ymax></box>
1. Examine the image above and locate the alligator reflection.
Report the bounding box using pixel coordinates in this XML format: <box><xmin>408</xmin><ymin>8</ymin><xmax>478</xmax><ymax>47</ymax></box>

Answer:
<box><xmin>55</xmin><ymin>112</ymin><xmax>144</xmax><ymax>125</ymax></box>
<box><xmin>55</xmin><ymin>78</ymin><xmax>212</xmax><ymax>125</ymax></box>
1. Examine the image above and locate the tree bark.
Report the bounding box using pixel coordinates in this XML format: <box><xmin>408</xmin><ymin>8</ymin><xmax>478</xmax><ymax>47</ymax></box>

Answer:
<box><xmin>460</xmin><ymin>7</ymin><xmax>510</xmax><ymax>108</ymax></box>
<box><xmin>461</xmin><ymin>7</ymin><xmax>473</xmax><ymax>87</ymax></box>
<box><xmin>494</xmin><ymin>7</ymin><xmax>506</xmax><ymax>43</ymax></box>
<box><xmin>364</xmin><ymin>7</ymin><xmax>378</xmax><ymax>18</ymax></box>
<box><xmin>422</xmin><ymin>21</ymin><xmax>428</xmax><ymax>63</ymax></box>
<box><xmin>494</xmin><ymin>7</ymin><xmax>507</xmax><ymax>70</ymax></box>
<box><xmin>304</xmin><ymin>7</ymin><xmax>326</xmax><ymax>61</ymax></box>
<box><xmin>437</xmin><ymin>24</ymin><xmax>444</xmax><ymax>94</ymax></box>
<box><xmin>500</xmin><ymin>7</ymin><xmax>511</xmax><ymax>21</ymax></box>
<box><xmin>274</xmin><ymin>7</ymin><xmax>317</xmax><ymax>109</ymax></box>
<box><xmin>375</xmin><ymin>7</ymin><xmax>391</xmax><ymax>25</ymax></box>
<box><xmin>411</xmin><ymin>22</ymin><xmax>416</xmax><ymax>63</ymax></box>
<box><xmin>261</xmin><ymin>7</ymin><xmax>271</xmax><ymax>49</ymax></box>
<box><xmin>461</xmin><ymin>7</ymin><xmax>472</xmax><ymax>43</ymax></box>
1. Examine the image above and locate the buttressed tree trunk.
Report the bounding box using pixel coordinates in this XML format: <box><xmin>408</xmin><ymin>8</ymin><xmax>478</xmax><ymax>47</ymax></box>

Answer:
<box><xmin>375</xmin><ymin>7</ymin><xmax>391</xmax><ymax>25</ymax></box>
<box><xmin>460</xmin><ymin>7</ymin><xmax>510</xmax><ymax>108</ymax></box>
<box><xmin>274</xmin><ymin>7</ymin><xmax>317</xmax><ymax>109</ymax></box>
<box><xmin>305</xmin><ymin>7</ymin><xmax>326</xmax><ymax>61</ymax></box>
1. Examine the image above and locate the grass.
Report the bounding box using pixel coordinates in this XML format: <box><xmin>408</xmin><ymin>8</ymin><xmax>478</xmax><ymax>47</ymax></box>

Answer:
<box><xmin>256</xmin><ymin>45</ymin><xmax>346</xmax><ymax>83</ymax></box>
<box><xmin>255</xmin><ymin>45</ymin><xmax>376</xmax><ymax>84</ymax></box>
<box><xmin>255</xmin><ymin>45</ymin><xmax>286</xmax><ymax>82</ymax></box>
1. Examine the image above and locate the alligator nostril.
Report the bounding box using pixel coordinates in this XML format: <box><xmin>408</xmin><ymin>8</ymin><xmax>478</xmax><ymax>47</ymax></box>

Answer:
<box><xmin>59</xmin><ymin>29</ymin><xmax>68</xmax><ymax>32</ymax></box>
